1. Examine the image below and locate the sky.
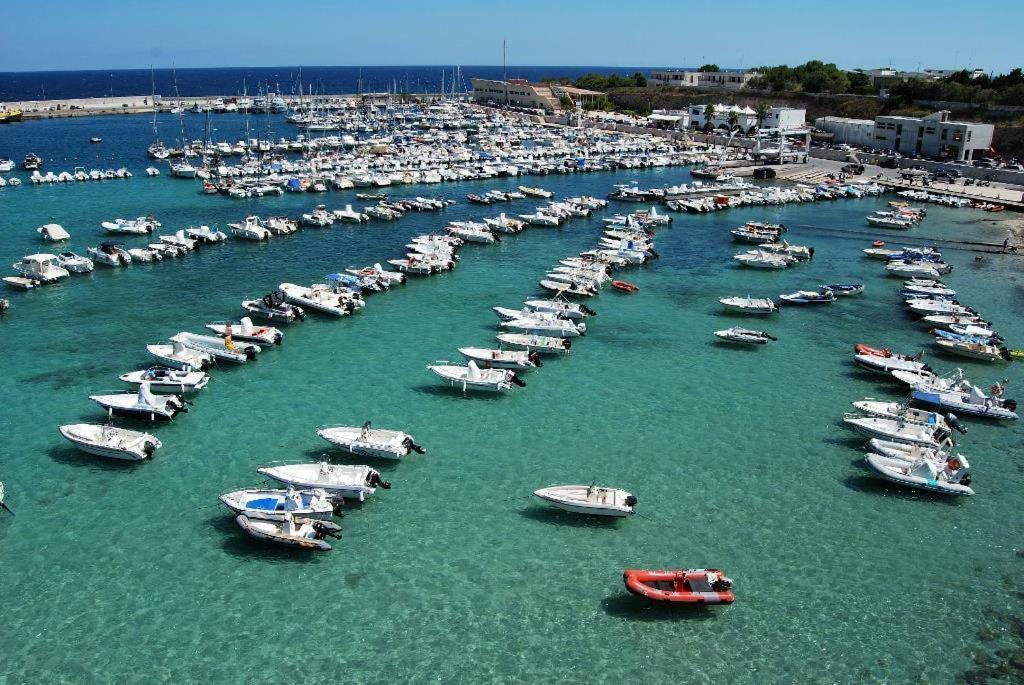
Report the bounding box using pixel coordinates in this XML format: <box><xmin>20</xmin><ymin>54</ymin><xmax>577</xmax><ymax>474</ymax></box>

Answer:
<box><xmin>1</xmin><ymin>0</ymin><xmax>1021</xmax><ymax>74</ymax></box>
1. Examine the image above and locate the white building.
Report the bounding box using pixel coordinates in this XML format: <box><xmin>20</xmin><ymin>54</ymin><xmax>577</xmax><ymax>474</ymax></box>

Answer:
<box><xmin>873</xmin><ymin>111</ymin><xmax>994</xmax><ymax>161</ymax></box>
<box><xmin>814</xmin><ymin>116</ymin><xmax>876</xmax><ymax>148</ymax></box>
<box><xmin>648</xmin><ymin>70</ymin><xmax>760</xmax><ymax>90</ymax></box>
<box><xmin>688</xmin><ymin>104</ymin><xmax>805</xmax><ymax>133</ymax></box>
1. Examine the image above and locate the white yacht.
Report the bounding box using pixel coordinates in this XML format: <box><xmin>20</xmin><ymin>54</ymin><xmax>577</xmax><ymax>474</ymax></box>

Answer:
<box><xmin>12</xmin><ymin>254</ymin><xmax>70</xmax><ymax>283</ymax></box>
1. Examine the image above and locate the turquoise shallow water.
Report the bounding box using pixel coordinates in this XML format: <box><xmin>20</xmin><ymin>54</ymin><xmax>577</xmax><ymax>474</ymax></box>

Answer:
<box><xmin>1</xmin><ymin>117</ymin><xmax>1023</xmax><ymax>683</ymax></box>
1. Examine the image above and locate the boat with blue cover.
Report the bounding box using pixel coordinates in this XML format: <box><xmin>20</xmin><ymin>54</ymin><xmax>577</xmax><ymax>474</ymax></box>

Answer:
<box><xmin>219</xmin><ymin>488</ymin><xmax>339</xmax><ymax>521</ymax></box>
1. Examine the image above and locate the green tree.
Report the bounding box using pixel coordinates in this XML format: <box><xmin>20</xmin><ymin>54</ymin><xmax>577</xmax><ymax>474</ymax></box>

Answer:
<box><xmin>727</xmin><ymin>110</ymin><xmax>739</xmax><ymax>131</ymax></box>
<box><xmin>703</xmin><ymin>103</ymin><xmax>717</xmax><ymax>132</ymax></box>
<box><xmin>699</xmin><ymin>63</ymin><xmax>720</xmax><ymax>72</ymax></box>
<box><xmin>753</xmin><ymin>102</ymin><xmax>770</xmax><ymax>130</ymax></box>
<box><xmin>847</xmin><ymin>71</ymin><xmax>874</xmax><ymax>94</ymax></box>
<box><xmin>632</xmin><ymin>71</ymin><xmax>647</xmax><ymax>87</ymax></box>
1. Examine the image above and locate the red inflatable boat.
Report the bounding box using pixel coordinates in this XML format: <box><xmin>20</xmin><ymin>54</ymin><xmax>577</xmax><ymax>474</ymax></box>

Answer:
<box><xmin>623</xmin><ymin>568</ymin><xmax>735</xmax><ymax>604</ymax></box>
<box><xmin>612</xmin><ymin>280</ymin><xmax>639</xmax><ymax>293</ymax></box>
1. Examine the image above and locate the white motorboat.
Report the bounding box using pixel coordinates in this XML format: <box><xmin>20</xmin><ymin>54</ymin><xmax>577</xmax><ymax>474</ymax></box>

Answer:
<box><xmin>719</xmin><ymin>296</ymin><xmax>777</xmax><ymax>315</ymax></box>
<box><xmin>523</xmin><ymin>299</ymin><xmax>596</xmax><ymax>321</ymax></box>
<box><xmin>38</xmin><ymin>223</ymin><xmax>70</xmax><ymax>242</ymax></box>
<box><xmin>714</xmin><ymin>327</ymin><xmax>776</xmax><ymax>345</ymax></box>
<box><xmin>147</xmin><ymin>341</ymin><xmax>213</xmax><ymax>370</ymax></box>
<box><xmin>160</xmin><ymin>231</ymin><xmax>197</xmax><ymax>251</ymax></box>
<box><xmin>427</xmin><ymin>361</ymin><xmax>524</xmax><ymax>392</ymax></box>
<box><xmin>333</xmin><ymin>205</ymin><xmax>369</xmax><ymax>223</ymax></box>
<box><xmin>128</xmin><ymin>247</ymin><xmax>161</xmax><ymax>263</ymax></box>
<box><xmin>219</xmin><ymin>488</ymin><xmax>338</xmax><ymax>521</ymax></box>
<box><xmin>448</xmin><ymin>224</ymin><xmax>497</xmax><ymax>244</ymax></box>
<box><xmin>242</xmin><ymin>290</ymin><xmax>306</xmax><ymax>323</ymax></box>
<box><xmin>119</xmin><ymin>366</ymin><xmax>209</xmax><ymax>394</ymax></box>
<box><xmin>934</xmin><ymin>338</ymin><xmax>1010</xmax><ymax>362</ymax></box>
<box><xmin>734</xmin><ymin>251</ymin><xmax>789</xmax><ymax>269</ymax></box>
<box><xmin>56</xmin><ymin>252</ymin><xmax>94</xmax><ymax>273</ymax></box>
<box><xmin>538</xmin><ymin>279</ymin><xmax>597</xmax><ymax>297</ymax></box>
<box><xmin>854</xmin><ymin>353</ymin><xmax>931</xmax><ymax>376</ymax></box>
<box><xmin>864</xmin><ymin>452</ymin><xmax>973</xmax><ymax>495</ymax></box>
<box><xmin>907</xmin><ymin>370</ymin><xmax>1018</xmax><ymax>420</ymax></box>
<box><xmin>346</xmin><ymin>263</ymin><xmax>405</xmax><ymax>286</ymax></box>
<box><xmin>496</xmin><ymin>333</ymin><xmax>572</xmax><ymax>355</ymax></box>
<box><xmin>501</xmin><ymin>314</ymin><xmax>585</xmax><ymax>338</ymax></box>
<box><xmin>205</xmin><ymin>317</ymin><xmax>282</xmax><ymax>345</ymax></box>
<box><xmin>485</xmin><ymin>213</ymin><xmax>525</xmax><ymax>234</ymax></box>
<box><xmin>89</xmin><ymin>382</ymin><xmax>187</xmax><ymax>422</ymax></box>
<box><xmin>88</xmin><ymin>242</ymin><xmax>132</xmax><ymax>266</ymax></box>
<box><xmin>520</xmin><ymin>212</ymin><xmax>561</xmax><ymax>227</ymax></box>
<box><xmin>458</xmin><ymin>347</ymin><xmax>541</xmax><ymax>370</ymax></box>
<box><xmin>387</xmin><ymin>258</ymin><xmax>435</xmax><ymax>275</ymax></box>
<box><xmin>101</xmin><ymin>217</ymin><xmax>158</xmax><ymax>235</ymax></box>
<box><xmin>264</xmin><ymin>217</ymin><xmax>298</xmax><ymax>235</ymax></box>
<box><xmin>184</xmin><ymin>225</ymin><xmax>227</xmax><ymax>243</ymax></box>
<box><xmin>3</xmin><ymin>277</ymin><xmax>35</xmax><ymax>290</ymax></box>
<box><xmin>279</xmin><ymin>282</ymin><xmax>354</xmax><ymax>316</ymax></box>
<box><xmin>12</xmin><ymin>254</ymin><xmax>69</xmax><ymax>283</ymax></box>
<box><xmin>257</xmin><ymin>462</ymin><xmax>388</xmax><ymax>501</ymax></box>
<box><xmin>301</xmin><ymin>205</ymin><xmax>334</xmax><ymax>227</ymax></box>
<box><xmin>533</xmin><ymin>485</ymin><xmax>637</xmax><ymax>517</ymax></box>
<box><xmin>317</xmin><ymin>422</ymin><xmax>425</xmax><ymax>460</ymax></box>
<box><xmin>905</xmin><ymin>298</ymin><xmax>975</xmax><ymax>317</ymax></box>
<box><xmin>843</xmin><ymin>414</ymin><xmax>952</xmax><ymax>448</ymax></box>
<box><xmin>170</xmin><ymin>332</ymin><xmax>259</xmax><ymax>363</ymax></box>
<box><xmin>230</xmin><ymin>216</ymin><xmax>272</xmax><ymax>241</ymax></box>
<box><xmin>58</xmin><ymin>423</ymin><xmax>162</xmax><ymax>460</ymax></box>
<box><xmin>850</xmin><ymin>400</ymin><xmax>956</xmax><ymax>431</ymax></box>
<box><xmin>234</xmin><ymin>512</ymin><xmax>340</xmax><ymax>551</ymax></box>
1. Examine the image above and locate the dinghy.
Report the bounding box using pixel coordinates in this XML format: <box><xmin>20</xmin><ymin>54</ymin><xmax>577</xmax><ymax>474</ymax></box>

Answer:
<box><xmin>219</xmin><ymin>488</ymin><xmax>338</xmax><ymax>520</ymax></box>
<box><xmin>235</xmin><ymin>512</ymin><xmax>340</xmax><ymax>551</ymax></box>
<box><xmin>850</xmin><ymin>400</ymin><xmax>958</xmax><ymax>431</ymax></box>
<box><xmin>719</xmin><ymin>296</ymin><xmax>777</xmax><ymax>315</ymax></box>
<box><xmin>58</xmin><ymin>423</ymin><xmax>161</xmax><ymax>460</ymax></box>
<box><xmin>611</xmin><ymin>280</ymin><xmax>639</xmax><ymax>293</ymax></box>
<box><xmin>843</xmin><ymin>415</ymin><xmax>952</xmax><ymax>448</ymax></box>
<box><xmin>854</xmin><ymin>353</ymin><xmax>931</xmax><ymax>377</ymax></box>
<box><xmin>714</xmin><ymin>328</ymin><xmax>776</xmax><ymax>345</ymax></box>
<box><xmin>533</xmin><ymin>485</ymin><xmax>636</xmax><ymax>517</ymax></box>
<box><xmin>147</xmin><ymin>341</ymin><xmax>213</xmax><ymax>370</ymax></box>
<box><xmin>316</xmin><ymin>422</ymin><xmax>425</xmax><ymax>460</ymax></box>
<box><xmin>279</xmin><ymin>283</ymin><xmax>355</xmax><ymax>316</ymax></box>
<box><xmin>523</xmin><ymin>299</ymin><xmax>595</xmax><ymax>320</ymax></box>
<box><xmin>170</xmin><ymin>332</ymin><xmax>259</xmax><ymax>363</ymax></box>
<box><xmin>623</xmin><ymin>569</ymin><xmax>735</xmax><ymax>605</ymax></box>
<box><xmin>88</xmin><ymin>242</ymin><xmax>131</xmax><ymax>266</ymax></box>
<box><xmin>864</xmin><ymin>453</ymin><xmax>973</xmax><ymax>495</ymax></box>
<box><xmin>501</xmin><ymin>315</ymin><xmax>585</xmax><ymax>338</ymax></box>
<box><xmin>242</xmin><ymin>291</ymin><xmax>305</xmax><ymax>324</ymax></box>
<box><xmin>427</xmin><ymin>361</ymin><xmax>523</xmax><ymax>392</ymax></box>
<box><xmin>458</xmin><ymin>347</ymin><xmax>541</xmax><ymax>370</ymax></box>
<box><xmin>56</xmin><ymin>252</ymin><xmax>94</xmax><ymax>273</ymax></box>
<box><xmin>89</xmin><ymin>383</ymin><xmax>186</xmax><ymax>422</ymax></box>
<box><xmin>907</xmin><ymin>371</ymin><xmax>1018</xmax><ymax>420</ymax></box>
<box><xmin>205</xmin><ymin>317</ymin><xmax>283</xmax><ymax>345</ymax></box>
<box><xmin>119</xmin><ymin>366</ymin><xmax>209</xmax><ymax>394</ymax></box>
<box><xmin>257</xmin><ymin>462</ymin><xmax>388</xmax><ymax>501</ymax></box>
<box><xmin>495</xmin><ymin>333</ymin><xmax>571</xmax><ymax>355</ymax></box>
<box><xmin>780</xmin><ymin>288</ymin><xmax>835</xmax><ymax>305</ymax></box>
<box><xmin>822</xmin><ymin>283</ymin><xmax>864</xmax><ymax>296</ymax></box>
<box><xmin>539</xmin><ymin>279</ymin><xmax>597</xmax><ymax>297</ymax></box>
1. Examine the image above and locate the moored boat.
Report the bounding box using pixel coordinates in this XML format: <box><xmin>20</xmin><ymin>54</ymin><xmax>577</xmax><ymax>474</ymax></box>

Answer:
<box><xmin>534</xmin><ymin>484</ymin><xmax>636</xmax><ymax>517</ymax></box>
<box><xmin>58</xmin><ymin>423</ymin><xmax>161</xmax><ymax>460</ymax></box>
<box><xmin>623</xmin><ymin>569</ymin><xmax>735</xmax><ymax>604</ymax></box>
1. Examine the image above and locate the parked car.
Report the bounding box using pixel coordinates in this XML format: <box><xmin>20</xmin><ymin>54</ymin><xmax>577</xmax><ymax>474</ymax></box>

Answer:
<box><xmin>878</xmin><ymin>157</ymin><xmax>900</xmax><ymax>169</ymax></box>
<box><xmin>841</xmin><ymin>163</ymin><xmax>865</xmax><ymax>175</ymax></box>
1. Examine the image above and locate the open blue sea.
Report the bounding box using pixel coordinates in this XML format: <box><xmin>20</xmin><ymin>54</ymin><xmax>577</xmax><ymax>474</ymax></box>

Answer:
<box><xmin>0</xmin><ymin>115</ymin><xmax>1022</xmax><ymax>683</ymax></box>
<box><xmin>0</xmin><ymin>66</ymin><xmax>656</xmax><ymax>101</ymax></box>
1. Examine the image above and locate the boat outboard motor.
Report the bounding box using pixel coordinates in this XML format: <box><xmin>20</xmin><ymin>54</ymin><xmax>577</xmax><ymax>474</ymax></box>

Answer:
<box><xmin>510</xmin><ymin>374</ymin><xmax>527</xmax><ymax>388</ymax></box>
<box><xmin>367</xmin><ymin>472</ymin><xmax>392</xmax><ymax>490</ymax></box>
<box><xmin>624</xmin><ymin>495</ymin><xmax>638</xmax><ymax>508</ymax></box>
<box><xmin>580</xmin><ymin>304</ymin><xmax>597</xmax><ymax>317</ymax></box>
<box><xmin>1004</xmin><ymin>399</ymin><xmax>1017</xmax><ymax>412</ymax></box>
<box><xmin>244</xmin><ymin>345</ymin><xmax>258</xmax><ymax>361</ymax></box>
<box><xmin>645</xmin><ymin>248</ymin><xmax>660</xmax><ymax>259</ymax></box>
<box><xmin>945</xmin><ymin>413</ymin><xmax>967</xmax><ymax>434</ymax></box>
<box><xmin>312</xmin><ymin>521</ymin><xmax>342</xmax><ymax>539</ymax></box>
<box><xmin>562</xmin><ymin>339</ymin><xmax>572</xmax><ymax>351</ymax></box>
<box><xmin>402</xmin><ymin>436</ymin><xmax>427</xmax><ymax>455</ymax></box>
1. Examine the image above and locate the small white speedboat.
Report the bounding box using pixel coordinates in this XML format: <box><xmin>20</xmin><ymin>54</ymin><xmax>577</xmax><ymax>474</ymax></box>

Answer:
<box><xmin>854</xmin><ymin>353</ymin><xmax>931</xmax><ymax>376</ymax></box>
<box><xmin>843</xmin><ymin>414</ymin><xmax>952</xmax><ymax>448</ymax></box>
<box><xmin>170</xmin><ymin>332</ymin><xmax>259</xmax><ymax>363</ymax></box>
<box><xmin>523</xmin><ymin>299</ymin><xmax>596</xmax><ymax>320</ymax></box>
<box><xmin>851</xmin><ymin>400</ymin><xmax>955</xmax><ymax>431</ymax></box>
<box><xmin>496</xmin><ymin>333</ymin><xmax>571</xmax><ymax>355</ymax></box>
<box><xmin>458</xmin><ymin>347</ymin><xmax>541</xmax><ymax>370</ymax></box>
<box><xmin>864</xmin><ymin>453</ymin><xmax>974</xmax><ymax>495</ymax></box>
<box><xmin>235</xmin><ymin>512</ymin><xmax>341</xmax><ymax>551</ymax></box>
<box><xmin>533</xmin><ymin>485</ymin><xmax>637</xmax><ymax>517</ymax></box>
<box><xmin>102</xmin><ymin>217</ymin><xmax>158</xmax><ymax>235</ymax></box>
<box><xmin>205</xmin><ymin>317</ymin><xmax>283</xmax><ymax>345</ymax></box>
<box><xmin>719</xmin><ymin>296</ymin><xmax>777</xmax><ymax>315</ymax></box>
<box><xmin>58</xmin><ymin>423</ymin><xmax>161</xmax><ymax>460</ymax></box>
<box><xmin>147</xmin><ymin>340</ymin><xmax>213</xmax><ymax>370</ymax></box>
<box><xmin>428</xmin><ymin>361</ymin><xmax>523</xmax><ymax>392</ymax></box>
<box><xmin>88</xmin><ymin>242</ymin><xmax>132</xmax><ymax>266</ymax></box>
<box><xmin>89</xmin><ymin>383</ymin><xmax>187</xmax><ymax>422</ymax></box>
<box><xmin>257</xmin><ymin>462</ymin><xmax>388</xmax><ymax>501</ymax></box>
<box><xmin>316</xmin><ymin>422</ymin><xmax>425</xmax><ymax>460</ymax></box>
<box><xmin>119</xmin><ymin>366</ymin><xmax>209</xmax><ymax>394</ymax></box>
<box><xmin>501</xmin><ymin>315</ymin><xmax>585</xmax><ymax>338</ymax></box>
<box><xmin>219</xmin><ymin>488</ymin><xmax>337</xmax><ymax>520</ymax></box>
<box><xmin>714</xmin><ymin>327</ymin><xmax>776</xmax><ymax>345</ymax></box>
<box><xmin>56</xmin><ymin>251</ymin><xmax>94</xmax><ymax>273</ymax></box>
<box><xmin>279</xmin><ymin>283</ymin><xmax>354</xmax><ymax>316</ymax></box>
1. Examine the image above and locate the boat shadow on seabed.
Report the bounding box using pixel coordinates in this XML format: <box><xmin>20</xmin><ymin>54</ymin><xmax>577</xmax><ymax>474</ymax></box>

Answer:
<box><xmin>839</xmin><ymin>474</ymin><xmax>964</xmax><ymax>507</ymax></box>
<box><xmin>45</xmin><ymin>444</ymin><xmax>142</xmax><ymax>471</ymax></box>
<box><xmin>518</xmin><ymin>506</ymin><xmax>624</xmax><ymax>529</ymax></box>
<box><xmin>600</xmin><ymin>594</ymin><xmax>720</xmax><ymax>622</ymax></box>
